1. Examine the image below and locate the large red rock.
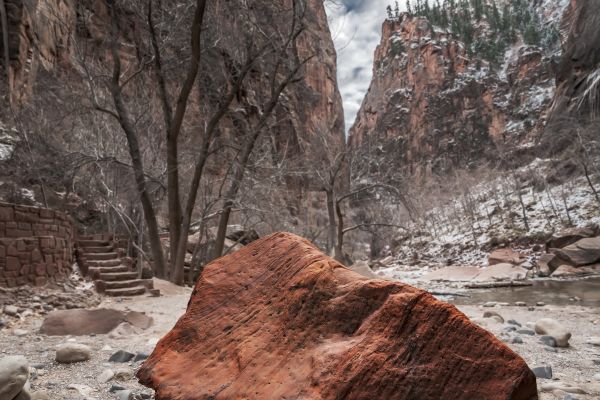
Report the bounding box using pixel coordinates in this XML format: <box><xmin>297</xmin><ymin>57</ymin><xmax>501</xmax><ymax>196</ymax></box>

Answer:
<box><xmin>137</xmin><ymin>232</ymin><xmax>537</xmax><ymax>400</ymax></box>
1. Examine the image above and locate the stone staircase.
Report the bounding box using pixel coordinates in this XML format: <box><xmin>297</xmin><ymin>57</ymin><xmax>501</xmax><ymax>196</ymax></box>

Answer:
<box><xmin>76</xmin><ymin>234</ymin><xmax>154</xmax><ymax>297</ymax></box>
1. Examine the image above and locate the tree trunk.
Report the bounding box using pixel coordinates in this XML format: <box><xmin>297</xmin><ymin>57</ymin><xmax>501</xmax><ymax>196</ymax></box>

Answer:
<box><xmin>325</xmin><ymin>189</ymin><xmax>336</xmax><ymax>256</ymax></box>
<box><xmin>0</xmin><ymin>0</ymin><xmax>9</xmax><ymax>93</ymax></box>
<box><xmin>334</xmin><ymin>197</ymin><xmax>344</xmax><ymax>262</ymax></box>
<box><xmin>108</xmin><ymin>6</ymin><xmax>166</xmax><ymax>278</ymax></box>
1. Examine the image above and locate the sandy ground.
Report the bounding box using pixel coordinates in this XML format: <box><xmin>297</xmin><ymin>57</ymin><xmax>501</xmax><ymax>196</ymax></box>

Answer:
<box><xmin>1</xmin><ymin>279</ymin><xmax>599</xmax><ymax>399</ymax></box>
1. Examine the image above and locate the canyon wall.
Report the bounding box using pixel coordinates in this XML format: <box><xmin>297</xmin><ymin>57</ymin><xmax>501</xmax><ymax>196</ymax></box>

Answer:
<box><xmin>349</xmin><ymin>3</ymin><xmax>567</xmax><ymax>179</ymax></box>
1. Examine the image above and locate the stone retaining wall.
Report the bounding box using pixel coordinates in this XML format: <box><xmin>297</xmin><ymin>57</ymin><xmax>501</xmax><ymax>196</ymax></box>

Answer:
<box><xmin>0</xmin><ymin>203</ymin><xmax>74</xmax><ymax>287</ymax></box>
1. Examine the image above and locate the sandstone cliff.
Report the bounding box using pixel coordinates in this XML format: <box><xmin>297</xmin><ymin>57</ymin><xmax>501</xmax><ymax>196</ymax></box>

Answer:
<box><xmin>0</xmin><ymin>0</ymin><xmax>345</xmax><ymax>215</ymax></box>
<box><xmin>349</xmin><ymin>2</ymin><xmax>567</xmax><ymax>179</ymax></box>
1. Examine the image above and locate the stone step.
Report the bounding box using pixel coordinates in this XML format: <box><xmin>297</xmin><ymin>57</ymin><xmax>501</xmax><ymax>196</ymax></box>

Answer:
<box><xmin>98</xmin><ymin>272</ymin><xmax>138</xmax><ymax>281</ymax></box>
<box><xmin>85</xmin><ymin>252</ymin><xmax>119</xmax><ymax>261</ymax></box>
<box><xmin>98</xmin><ymin>279</ymin><xmax>153</xmax><ymax>290</ymax></box>
<box><xmin>104</xmin><ymin>286</ymin><xmax>147</xmax><ymax>297</ymax></box>
<box><xmin>77</xmin><ymin>239</ymin><xmax>111</xmax><ymax>247</ymax></box>
<box><xmin>86</xmin><ymin>259</ymin><xmax>121</xmax><ymax>268</ymax></box>
<box><xmin>89</xmin><ymin>265</ymin><xmax>130</xmax><ymax>279</ymax></box>
<box><xmin>79</xmin><ymin>245</ymin><xmax>114</xmax><ymax>253</ymax></box>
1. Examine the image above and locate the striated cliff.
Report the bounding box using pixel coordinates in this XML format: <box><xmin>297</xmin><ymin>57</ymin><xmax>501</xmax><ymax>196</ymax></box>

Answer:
<box><xmin>349</xmin><ymin>2</ymin><xmax>567</xmax><ymax>179</ymax></box>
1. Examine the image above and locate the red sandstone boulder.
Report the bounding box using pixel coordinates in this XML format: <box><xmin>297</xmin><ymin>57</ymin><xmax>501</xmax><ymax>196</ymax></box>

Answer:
<box><xmin>138</xmin><ymin>232</ymin><xmax>537</xmax><ymax>400</ymax></box>
<box><xmin>489</xmin><ymin>248</ymin><xmax>527</xmax><ymax>266</ymax></box>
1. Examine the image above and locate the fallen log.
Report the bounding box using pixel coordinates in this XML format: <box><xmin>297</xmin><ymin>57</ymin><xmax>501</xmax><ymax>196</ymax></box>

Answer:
<box><xmin>465</xmin><ymin>280</ymin><xmax>534</xmax><ymax>289</ymax></box>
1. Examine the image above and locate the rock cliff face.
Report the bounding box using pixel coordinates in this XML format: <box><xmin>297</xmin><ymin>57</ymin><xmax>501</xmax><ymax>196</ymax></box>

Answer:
<box><xmin>138</xmin><ymin>232</ymin><xmax>537</xmax><ymax>400</ymax></box>
<box><xmin>548</xmin><ymin>0</ymin><xmax>600</xmax><ymax>122</ymax></box>
<box><xmin>349</xmin><ymin>4</ymin><xmax>566</xmax><ymax>178</ymax></box>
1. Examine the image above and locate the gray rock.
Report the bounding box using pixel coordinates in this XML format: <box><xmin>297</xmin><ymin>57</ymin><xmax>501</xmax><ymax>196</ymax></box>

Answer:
<box><xmin>482</xmin><ymin>301</ymin><xmax>497</xmax><ymax>307</ymax></box>
<box><xmin>30</xmin><ymin>391</ymin><xmax>50</xmax><ymax>400</ymax></box>
<box><xmin>483</xmin><ymin>311</ymin><xmax>504</xmax><ymax>323</ymax></box>
<box><xmin>3</xmin><ymin>305</ymin><xmax>19</xmax><ymax>316</ymax></box>
<box><xmin>511</xmin><ymin>336</ymin><xmax>523</xmax><ymax>344</ymax></box>
<box><xmin>0</xmin><ymin>356</ymin><xmax>29</xmax><ymax>400</ymax></box>
<box><xmin>540</xmin><ymin>335</ymin><xmax>557</xmax><ymax>347</ymax></box>
<box><xmin>515</xmin><ymin>301</ymin><xmax>527</xmax><ymax>307</ymax></box>
<box><xmin>115</xmin><ymin>389</ymin><xmax>132</xmax><ymax>400</ymax></box>
<box><xmin>536</xmin><ymin>301</ymin><xmax>546</xmax><ymax>306</ymax></box>
<box><xmin>564</xmin><ymin>395</ymin><xmax>578</xmax><ymax>400</ymax></box>
<box><xmin>516</xmin><ymin>328</ymin><xmax>535</xmax><ymax>336</ymax></box>
<box><xmin>544</xmin><ymin>346</ymin><xmax>558</xmax><ymax>353</ymax></box>
<box><xmin>13</xmin><ymin>388</ymin><xmax>32</xmax><ymax>400</ymax></box>
<box><xmin>55</xmin><ymin>343</ymin><xmax>92</xmax><ymax>363</ymax></box>
<box><xmin>507</xmin><ymin>319</ymin><xmax>521</xmax><ymax>327</ymax></box>
<box><xmin>532</xmin><ymin>366</ymin><xmax>553</xmax><ymax>379</ymax></box>
<box><xmin>133</xmin><ymin>352</ymin><xmax>149</xmax><ymax>363</ymax></box>
<box><xmin>97</xmin><ymin>368</ymin><xmax>114</xmax><ymax>383</ymax></box>
<box><xmin>535</xmin><ymin>318</ymin><xmax>571</xmax><ymax>347</ymax></box>
<box><xmin>109</xmin><ymin>384</ymin><xmax>127</xmax><ymax>393</ymax></box>
<box><xmin>109</xmin><ymin>350</ymin><xmax>135</xmax><ymax>363</ymax></box>
<box><xmin>503</xmin><ymin>325</ymin><xmax>517</xmax><ymax>332</ymax></box>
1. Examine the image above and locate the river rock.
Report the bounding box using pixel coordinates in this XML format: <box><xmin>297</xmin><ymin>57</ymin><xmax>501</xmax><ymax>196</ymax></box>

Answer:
<box><xmin>113</xmin><ymin>367</ymin><xmax>133</xmax><ymax>381</ymax></box>
<box><xmin>0</xmin><ymin>355</ymin><xmax>29</xmax><ymax>400</ymax></box>
<box><xmin>3</xmin><ymin>305</ymin><xmax>19</xmax><ymax>316</ymax></box>
<box><xmin>507</xmin><ymin>319</ymin><xmax>522</xmax><ymax>327</ymax></box>
<box><xmin>40</xmin><ymin>309</ymin><xmax>152</xmax><ymax>336</ymax></box>
<box><xmin>587</xmin><ymin>337</ymin><xmax>600</xmax><ymax>346</ymax></box>
<box><xmin>55</xmin><ymin>343</ymin><xmax>92</xmax><ymax>363</ymax></box>
<box><xmin>109</xmin><ymin>350</ymin><xmax>135</xmax><ymax>363</ymax></box>
<box><xmin>482</xmin><ymin>311</ymin><xmax>504</xmax><ymax>323</ymax></box>
<box><xmin>97</xmin><ymin>368</ymin><xmax>115</xmax><ymax>383</ymax></box>
<box><xmin>546</xmin><ymin>226</ymin><xmax>598</xmax><ymax>250</ymax></box>
<box><xmin>488</xmin><ymin>248</ymin><xmax>526</xmax><ymax>265</ymax></box>
<box><xmin>553</xmin><ymin>237</ymin><xmax>600</xmax><ymax>266</ymax></box>
<box><xmin>540</xmin><ymin>335</ymin><xmax>557</xmax><ymax>347</ymax></box>
<box><xmin>532</xmin><ymin>365</ymin><xmax>553</xmax><ymax>379</ymax></box>
<box><xmin>517</xmin><ymin>328</ymin><xmax>535</xmax><ymax>336</ymax></box>
<box><xmin>137</xmin><ymin>232</ymin><xmax>537</xmax><ymax>400</ymax></box>
<box><xmin>535</xmin><ymin>318</ymin><xmax>572</xmax><ymax>347</ymax></box>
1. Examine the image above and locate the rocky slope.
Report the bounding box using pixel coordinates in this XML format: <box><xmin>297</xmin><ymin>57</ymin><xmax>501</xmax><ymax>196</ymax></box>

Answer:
<box><xmin>349</xmin><ymin>0</ymin><xmax>569</xmax><ymax>179</ymax></box>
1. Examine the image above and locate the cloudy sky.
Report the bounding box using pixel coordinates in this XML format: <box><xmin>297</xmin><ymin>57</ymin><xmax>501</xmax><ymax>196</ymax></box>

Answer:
<box><xmin>326</xmin><ymin>0</ymin><xmax>401</xmax><ymax>131</ymax></box>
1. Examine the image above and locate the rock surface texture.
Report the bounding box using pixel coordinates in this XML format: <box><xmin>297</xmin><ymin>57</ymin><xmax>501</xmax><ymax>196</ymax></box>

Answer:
<box><xmin>138</xmin><ymin>232</ymin><xmax>537</xmax><ymax>400</ymax></box>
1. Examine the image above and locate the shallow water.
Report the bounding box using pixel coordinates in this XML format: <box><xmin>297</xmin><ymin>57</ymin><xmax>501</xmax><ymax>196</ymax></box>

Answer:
<box><xmin>450</xmin><ymin>277</ymin><xmax>600</xmax><ymax>308</ymax></box>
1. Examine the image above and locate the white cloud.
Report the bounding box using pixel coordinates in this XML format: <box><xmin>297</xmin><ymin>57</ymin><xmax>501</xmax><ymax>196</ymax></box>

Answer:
<box><xmin>326</xmin><ymin>1</ymin><xmax>402</xmax><ymax>132</ymax></box>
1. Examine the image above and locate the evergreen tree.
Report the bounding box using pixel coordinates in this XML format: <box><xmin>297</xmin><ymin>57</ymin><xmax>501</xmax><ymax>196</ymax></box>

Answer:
<box><xmin>387</xmin><ymin>5</ymin><xmax>394</xmax><ymax>19</ymax></box>
<box><xmin>406</xmin><ymin>0</ymin><xmax>412</xmax><ymax>16</ymax></box>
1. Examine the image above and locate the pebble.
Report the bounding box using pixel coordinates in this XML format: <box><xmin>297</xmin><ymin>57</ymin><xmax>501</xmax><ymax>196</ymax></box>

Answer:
<box><xmin>97</xmin><ymin>368</ymin><xmax>115</xmax><ymax>383</ymax></box>
<box><xmin>540</xmin><ymin>335</ymin><xmax>557</xmax><ymax>347</ymax></box>
<box><xmin>503</xmin><ymin>325</ymin><xmax>517</xmax><ymax>332</ymax></box>
<box><xmin>544</xmin><ymin>346</ymin><xmax>558</xmax><ymax>353</ymax></box>
<box><xmin>133</xmin><ymin>352</ymin><xmax>149</xmax><ymax>363</ymax></box>
<box><xmin>109</xmin><ymin>350</ymin><xmax>135</xmax><ymax>363</ymax></box>
<box><xmin>115</xmin><ymin>389</ymin><xmax>132</xmax><ymax>400</ymax></box>
<box><xmin>563</xmin><ymin>395</ymin><xmax>578</xmax><ymax>400</ymax></box>
<box><xmin>536</xmin><ymin>302</ymin><xmax>545</xmax><ymax>306</ymax></box>
<box><xmin>13</xmin><ymin>329</ymin><xmax>29</xmax><ymax>337</ymax></box>
<box><xmin>586</xmin><ymin>337</ymin><xmax>600</xmax><ymax>346</ymax></box>
<box><xmin>114</xmin><ymin>367</ymin><xmax>133</xmax><ymax>381</ymax></box>
<box><xmin>532</xmin><ymin>365</ymin><xmax>552</xmax><ymax>379</ymax></box>
<box><xmin>511</xmin><ymin>336</ymin><xmax>523</xmax><ymax>344</ymax></box>
<box><xmin>535</xmin><ymin>318</ymin><xmax>571</xmax><ymax>347</ymax></box>
<box><xmin>507</xmin><ymin>319</ymin><xmax>522</xmax><ymax>327</ymax></box>
<box><xmin>55</xmin><ymin>343</ymin><xmax>92</xmax><ymax>363</ymax></box>
<box><xmin>0</xmin><ymin>355</ymin><xmax>29</xmax><ymax>400</ymax></box>
<box><xmin>516</xmin><ymin>328</ymin><xmax>535</xmax><ymax>336</ymax></box>
<box><xmin>3</xmin><ymin>305</ymin><xmax>19</xmax><ymax>316</ymax></box>
<box><xmin>483</xmin><ymin>311</ymin><xmax>504</xmax><ymax>323</ymax></box>
<box><xmin>482</xmin><ymin>302</ymin><xmax>497</xmax><ymax>307</ymax></box>
<box><xmin>109</xmin><ymin>384</ymin><xmax>127</xmax><ymax>393</ymax></box>
<box><xmin>515</xmin><ymin>302</ymin><xmax>527</xmax><ymax>307</ymax></box>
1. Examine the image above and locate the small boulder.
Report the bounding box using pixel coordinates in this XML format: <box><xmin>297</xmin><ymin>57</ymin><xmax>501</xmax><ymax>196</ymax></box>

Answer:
<box><xmin>532</xmin><ymin>366</ymin><xmax>552</xmax><ymax>379</ymax></box>
<box><xmin>483</xmin><ymin>311</ymin><xmax>504</xmax><ymax>323</ymax></box>
<box><xmin>540</xmin><ymin>336</ymin><xmax>557</xmax><ymax>347</ymax></box>
<box><xmin>535</xmin><ymin>253</ymin><xmax>561</xmax><ymax>276</ymax></box>
<box><xmin>546</xmin><ymin>227</ymin><xmax>597</xmax><ymax>251</ymax></box>
<box><xmin>507</xmin><ymin>319</ymin><xmax>522</xmax><ymax>327</ymax></box>
<box><xmin>3</xmin><ymin>305</ymin><xmax>19</xmax><ymax>316</ymax></box>
<box><xmin>511</xmin><ymin>336</ymin><xmax>523</xmax><ymax>344</ymax></box>
<box><xmin>109</xmin><ymin>350</ymin><xmax>135</xmax><ymax>363</ymax></box>
<box><xmin>535</xmin><ymin>318</ymin><xmax>571</xmax><ymax>347</ymax></box>
<box><xmin>55</xmin><ymin>343</ymin><xmax>92</xmax><ymax>363</ymax></box>
<box><xmin>553</xmin><ymin>237</ymin><xmax>600</xmax><ymax>266</ymax></box>
<box><xmin>488</xmin><ymin>248</ymin><xmax>526</xmax><ymax>265</ymax></box>
<box><xmin>0</xmin><ymin>356</ymin><xmax>29</xmax><ymax>400</ymax></box>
